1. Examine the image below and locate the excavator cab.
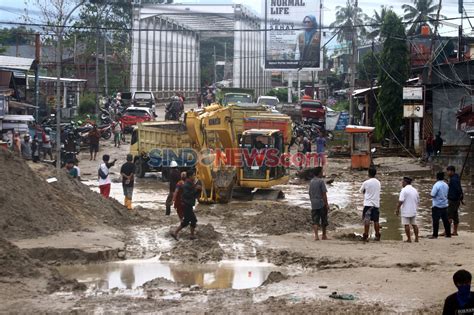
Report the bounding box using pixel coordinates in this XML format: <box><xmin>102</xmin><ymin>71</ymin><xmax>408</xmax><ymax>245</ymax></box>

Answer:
<box><xmin>239</xmin><ymin>129</ymin><xmax>288</xmax><ymax>188</ymax></box>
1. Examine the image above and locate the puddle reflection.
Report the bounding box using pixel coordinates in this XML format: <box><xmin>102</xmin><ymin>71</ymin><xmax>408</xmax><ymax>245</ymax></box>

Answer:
<box><xmin>58</xmin><ymin>259</ymin><xmax>275</xmax><ymax>290</ymax></box>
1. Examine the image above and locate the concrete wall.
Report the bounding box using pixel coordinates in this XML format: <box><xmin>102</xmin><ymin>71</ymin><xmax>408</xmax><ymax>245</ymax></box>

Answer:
<box><xmin>432</xmin><ymin>88</ymin><xmax>471</xmax><ymax>146</ymax></box>
<box><xmin>130</xmin><ymin>11</ymin><xmax>200</xmax><ymax>100</ymax></box>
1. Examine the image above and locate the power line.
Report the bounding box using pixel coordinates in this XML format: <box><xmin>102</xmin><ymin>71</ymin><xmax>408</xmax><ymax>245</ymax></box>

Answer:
<box><xmin>0</xmin><ymin>15</ymin><xmax>472</xmax><ymax>33</ymax></box>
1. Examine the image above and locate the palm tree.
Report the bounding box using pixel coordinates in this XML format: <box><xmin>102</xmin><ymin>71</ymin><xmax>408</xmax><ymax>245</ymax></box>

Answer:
<box><xmin>367</xmin><ymin>5</ymin><xmax>392</xmax><ymax>40</ymax></box>
<box><xmin>330</xmin><ymin>0</ymin><xmax>369</xmax><ymax>43</ymax></box>
<box><xmin>402</xmin><ymin>0</ymin><xmax>445</xmax><ymax>35</ymax></box>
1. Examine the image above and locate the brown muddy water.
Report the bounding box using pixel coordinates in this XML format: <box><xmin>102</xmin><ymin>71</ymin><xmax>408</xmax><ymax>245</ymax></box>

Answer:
<box><xmin>84</xmin><ymin>176</ymin><xmax>473</xmax><ymax>241</ymax></box>
<box><xmin>57</xmin><ymin>259</ymin><xmax>276</xmax><ymax>290</ymax></box>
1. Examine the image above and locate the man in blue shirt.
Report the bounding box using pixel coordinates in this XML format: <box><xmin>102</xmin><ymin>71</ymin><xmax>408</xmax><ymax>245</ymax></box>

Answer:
<box><xmin>430</xmin><ymin>172</ymin><xmax>451</xmax><ymax>239</ymax></box>
<box><xmin>447</xmin><ymin>165</ymin><xmax>464</xmax><ymax>236</ymax></box>
<box><xmin>315</xmin><ymin>132</ymin><xmax>326</xmax><ymax>167</ymax></box>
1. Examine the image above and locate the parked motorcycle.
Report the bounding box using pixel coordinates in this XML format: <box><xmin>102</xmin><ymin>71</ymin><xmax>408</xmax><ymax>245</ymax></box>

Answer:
<box><xmin>165</xmin><ymin>97</ymin><xmax>184</xmax><ymax>121</ymax></box>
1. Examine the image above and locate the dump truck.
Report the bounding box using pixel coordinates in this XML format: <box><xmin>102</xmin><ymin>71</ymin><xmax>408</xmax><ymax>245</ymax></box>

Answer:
<box><xmin>130</xmin><ymin>121</ymin><xmax>194</xmax><ymax>180</ymax></box>
<box><xmin>130</xmin><ymin>104</ymin><xmax>293</xmax><ymax>202</ymax></box>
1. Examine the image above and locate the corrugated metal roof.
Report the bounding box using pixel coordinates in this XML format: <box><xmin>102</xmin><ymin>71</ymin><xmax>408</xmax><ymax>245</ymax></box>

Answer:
<box><xmin>0</xmin><ymin>56</ymin><xmax>35</xmax><ymax>72</ymax></box>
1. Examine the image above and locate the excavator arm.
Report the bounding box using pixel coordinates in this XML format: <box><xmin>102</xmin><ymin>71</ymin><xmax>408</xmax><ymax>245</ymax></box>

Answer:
<box><xmin>185</xmin><ymin>105</ymin><xmax>237</xmax><ymax>203</ymax></box>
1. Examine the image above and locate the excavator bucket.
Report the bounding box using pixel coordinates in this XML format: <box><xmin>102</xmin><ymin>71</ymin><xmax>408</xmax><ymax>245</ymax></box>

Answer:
<box><xmin>212</xmin><ymin>168</ymin><xmax>236</xmax><ymax>204</ymax></box>
<box><xmin>252</xmin><ymin>189</ymin><xmax>285</xmax><ymax>201</ymax></box>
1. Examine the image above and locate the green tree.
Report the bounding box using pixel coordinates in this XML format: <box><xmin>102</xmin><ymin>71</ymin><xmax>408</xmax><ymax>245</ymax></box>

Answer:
<box><xmin>330</xmin><ymin>0</ymin><xmax>368</xmax><ymax>43</ymax></box>
<box><xmin>375</xmin><ymin>11</ymin><xmax>409</xmax><ymax>139</ymax></box>
<box><xmin>357</xmin><ymin>52</ymin><xmax>379</xmax><ymax>82</ymax></box>
<box><xmin>367</xmin><ymin>5</ymin><xmax>391</xmax><ymax>40</ymax></box>
<box><xmin>402</xmin><ymin>0</ymin><xmax>444</xmax><ymax>35</ymax></box>
<box><xmin>0</xmin><ymin>27</ymin><xmax>35</xmax><ymax>48</ymax></box>
<box><xmin>200</xmin><ymin>37</ymin><xmax>233</xmax><ymax>86</ymax></box>
<box><xmin>72</xmin><ymin>1</ymin><xmax>132</xmax><ymax>93</ymax></box>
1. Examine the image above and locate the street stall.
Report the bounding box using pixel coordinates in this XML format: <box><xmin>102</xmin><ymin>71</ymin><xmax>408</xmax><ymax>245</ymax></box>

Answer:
<box><xmin>345</xmin><ymin>125</ymin><xmax>375</xmax><ymax>169</ymax></box>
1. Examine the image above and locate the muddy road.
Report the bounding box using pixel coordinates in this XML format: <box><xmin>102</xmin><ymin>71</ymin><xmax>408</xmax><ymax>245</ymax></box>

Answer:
<box><xmin>1</xmin><ymin>141</ymin><xmax>473</xmax><ymax>314</ymax></box>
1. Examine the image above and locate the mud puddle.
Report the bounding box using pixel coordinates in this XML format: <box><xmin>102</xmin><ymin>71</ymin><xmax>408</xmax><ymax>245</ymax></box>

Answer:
<box><xmin>280</xmin><ymin>181</ymin><xmax>353</xmax><ymax>209</ymax></box>
<box><xmin>83</xmin><ymin>179</ymin><xmax>169</xmax><ymax>210</ymax></box>
<box><xmin>57</xmin><ymin>258</ymin><xmax>276</xmax><ymax>290</ymax></box>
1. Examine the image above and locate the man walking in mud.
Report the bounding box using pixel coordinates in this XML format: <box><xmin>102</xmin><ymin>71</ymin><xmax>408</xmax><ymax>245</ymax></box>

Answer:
<box><xmin>170</xmin><ymin>170</ymin><xmax>202</xmax><ymax>240</ymax></box>
<box><xmin>396</xmin><ymin>177</ymin><xmax>419</xmax><ymax>243</ymax></box>
<box><xmin>165</xmin><ymin>161</ymin><xmax>181</xmax><ymax>216</ymax></box>
<box><xmin>309</xmin><ymin>167</ymin><xmax>329</xmax><ymax>240</ymax></box>
<box><xmin>359</xmin><ymin>167</ymin><xmax>381</xmax><ymax>241</ymax></box>
<box><xmin>120</xmin><ymin>154</ymin><xmax>135</xmax><ymax>210</ymax></box>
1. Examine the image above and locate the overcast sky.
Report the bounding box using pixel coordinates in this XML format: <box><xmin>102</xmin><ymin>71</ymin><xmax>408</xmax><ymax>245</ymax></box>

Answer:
<box><xmin>0</xmin><ymin>0</ymin><xmax>466</xmax><ymax>39</ymax></box>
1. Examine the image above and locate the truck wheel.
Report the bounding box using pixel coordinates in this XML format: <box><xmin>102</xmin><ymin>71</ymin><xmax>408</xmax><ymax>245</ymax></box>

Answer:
<box><xmin>135</xmin><ymin>159</ymin><xmax>146</xmax><ymax>178</ymax></box>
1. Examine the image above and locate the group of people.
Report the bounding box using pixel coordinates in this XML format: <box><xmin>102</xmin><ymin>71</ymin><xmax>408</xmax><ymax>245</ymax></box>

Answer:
<box><xmin>296</xmin><ymin>131</ymin><xmax>327</xmax><ymax>167</ymax></box>
<box><xmin>95</xmin><ymin>156</ymin><xmax>201</xmax><ymax>239</ymax></box>
<box><xmin>425</xmin><ymin>131</ymin><xmax>444</xmax><ymax>160</ymax></box>
<box><xmin>7</xmin><ymin>128</ymin><xmax>53</xmax><ymax>162</ymax></box>
<box><xmin>309</xmin><ymin>165</ymin><xmax>464</xmax><ymax>242</ymax></box>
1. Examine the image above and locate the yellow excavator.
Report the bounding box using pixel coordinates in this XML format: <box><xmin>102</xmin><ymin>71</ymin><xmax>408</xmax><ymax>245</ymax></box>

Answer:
<box><xmin>185</xmin><ymin>104</ymin><xmax>292</xmax><ymax>203</ymax></box>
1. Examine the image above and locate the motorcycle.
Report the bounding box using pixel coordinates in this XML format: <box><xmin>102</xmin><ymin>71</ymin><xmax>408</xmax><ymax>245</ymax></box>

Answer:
<box><xmin>98</xmin><ymin>123</ymin><xmax>112</xmax><ymax>140</ymax></box>
<box><xmin>165</xmin><ymin>99</ymin><xmax>184</xmax><ymax>121</ymax></box>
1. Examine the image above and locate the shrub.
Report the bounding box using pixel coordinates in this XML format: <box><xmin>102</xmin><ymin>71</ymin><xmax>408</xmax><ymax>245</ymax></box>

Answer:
<box><xmin>79</xmin><ymin>93</ymin><xmax>96</xmax><ymax>115</ymax></box>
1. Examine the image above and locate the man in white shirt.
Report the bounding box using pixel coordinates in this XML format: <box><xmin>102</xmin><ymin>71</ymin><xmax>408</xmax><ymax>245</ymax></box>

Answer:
<box><xmin>359</xmin><ymin>167</ymin><xmax>381</xmax><ymax>241</ymax></box>
<box><xmin>98</xmin><ymin>154</ymin><xmax>116</xmax><ymax>198</ymax></box>
<box><xmin>396</xmin><ymin>176</ymin><xmax>419</xmax><ymax>243</ymax></box>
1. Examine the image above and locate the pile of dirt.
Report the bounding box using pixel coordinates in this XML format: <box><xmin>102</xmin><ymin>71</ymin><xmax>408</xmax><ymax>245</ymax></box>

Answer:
<box><xmin>261</xmin><ymin>271</ymin><xmax>288</xmax><ymax>286</ymax></box>
<box><xmin>0</xmin><ymin>237</ymin><xmax>41</xmax><ymax>278</ymax></box>
<box><xmin>161</xmin><ymin>224</ymin><xmax>224</xmax><ymax>263</ymax></box>
<box><xmin>249</xmin><ymin>203</ymin><xmax>311</xmax><ymax>235</ymax></box>
<box><xmin>328</xmin><ymin>208</ymin><xmax>361</xmax><ymax>227</ymax></box>
<box><xmin>257</xmin><ymin>248</ymin><xmax>359</xmax><ymax>270</ymax></box>
<box><xmin>0</xmin><ymin>149</ymin><xmax>141</xmax><ymax>239</ymax></box>
<box><xmin>0</xmin><ymin>237</ymin><xmax>85</xmax><ymax>293</ymax></box>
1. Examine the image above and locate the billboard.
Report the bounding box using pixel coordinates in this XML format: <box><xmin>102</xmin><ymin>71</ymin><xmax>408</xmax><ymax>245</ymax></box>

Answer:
<box><xmin>264</xmin><ymin>0</ymin><xmax>323</xmax><ymax>70</ymax></box>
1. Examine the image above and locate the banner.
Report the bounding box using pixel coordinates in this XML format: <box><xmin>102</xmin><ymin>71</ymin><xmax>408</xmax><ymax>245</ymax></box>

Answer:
<box><xmin>264</xmin><ymin>0</ymin><xmax>323</xmax><ymax>70</ymax></box>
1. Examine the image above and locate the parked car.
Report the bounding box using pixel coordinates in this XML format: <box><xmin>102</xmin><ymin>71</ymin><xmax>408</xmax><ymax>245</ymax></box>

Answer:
<box><xmin>132</xmin><ymin>91</ymin><xmax>156</xmax><ymax>116</ymax></box>
<box><xmin>257</xmin><ymin>96</ymin><xmax>279</xmax><ymax>111</ymax></box>
<box><xmin>120</xmin><ymin>107</ymin><xmax>154</xmax><ymax>133</ymax></box>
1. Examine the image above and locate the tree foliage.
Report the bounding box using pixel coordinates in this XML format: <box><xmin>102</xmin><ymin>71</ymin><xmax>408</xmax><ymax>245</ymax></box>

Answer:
<box><xmin>78</xmin><ymin>92</ymin><xmax>96</xmax><ymax>114</ymax></box>
<box><xmin>357</xmin><ymin>52</ymin><xmax>379</xmax><ymax>82</ymax></box>
<box><xmin>330</xmin><ymin>0</ymin><xmax>368</xmax><ymax>43</ymax></box>
<box><xmin>25</xmin><ymin>0</ymin><xmax>79</xmax><ymax>40</ymax></box>
<box><xmin>0</xmin><ymin>27</ymin><xmax>36</xmax><ymax>46</ymax></box>
<box><xmin>71</xmin><ymin>1</ymin><xmax>132</xmax><ymax>93</ymax></box>
<box><xmin>200</xmin><ymin>37</ymin><xmax>233</xmax><ymax>86</ymax></box>
<box><xmin>375</xmin><ymin>11</ymin><xmax>409</xmax><ymax>139</ymax></box>
<box><xmin>367</xmin><ymin>5</ymin><xmax>392</xmax><ymax>40</ymax></box>
<box><xmin>402</xmin><ymin>0</ymin><xmax>445</xmax><ymax>35</ymax></box>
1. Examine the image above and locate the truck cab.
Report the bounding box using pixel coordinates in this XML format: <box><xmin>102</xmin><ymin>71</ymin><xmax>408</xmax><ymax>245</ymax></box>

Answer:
<box><xmin>222</xmin><ymin>93</ymin><xmax>252</xmax><ymax>106</ymax></box>
<box><xmin>300</xmin><ymin>99</ymin><xmax>326</xmax><ymax>128</ymax></box>
<box><xmin>239</xmin><ymin>129</ymin><xmax>288</xmax><ymax>188</ymax></box>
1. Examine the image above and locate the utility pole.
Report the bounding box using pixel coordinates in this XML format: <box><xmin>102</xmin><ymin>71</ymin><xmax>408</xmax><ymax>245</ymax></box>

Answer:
<box><xmin>95</xmin><ymin>27</ymin><xmax>100</xmax><ymax>114</ymax></box>
<box><xmin>55</xmin><ymin>0</ymin><xmax>86</xmax><ymax>174</ymax></box>
<box><xmin>213</xmin><ymin>45</ymin><xmax>217</xmax><ymax>84</ymax></box>
<box><xmin>349</xmin><ymin>0</ymin><xmax>358</xmax><ymax>124</ymax></box>
<box><xmin>34</xmin><ymin>33</ymin><xmax>40</xmax><ymax>121</ymax></box>
<box><xmin>428</xmin><ymin>0</ymin><xmax>443</xmax><ymax>81</ymax></box>
<box><xmin>104</xmin><ymin>32</ymin><xmax>108</xmax><ymax>96</ymax></box>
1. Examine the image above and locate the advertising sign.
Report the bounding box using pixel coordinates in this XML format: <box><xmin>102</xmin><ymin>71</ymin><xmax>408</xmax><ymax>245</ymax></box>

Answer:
<box><xmin>264</xmin><ymin>0</ymin><xmax>323</xmax><ymax>70</ymax></box>
<box><xmin>403</xmin><ymin>104</ymin><xmax>424</xmax><ymax>118</ymax></box>
<box><xmin>403</xmin><ymin>87</ymin><xmax>423</xmax><ymax>100</ymax></box>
